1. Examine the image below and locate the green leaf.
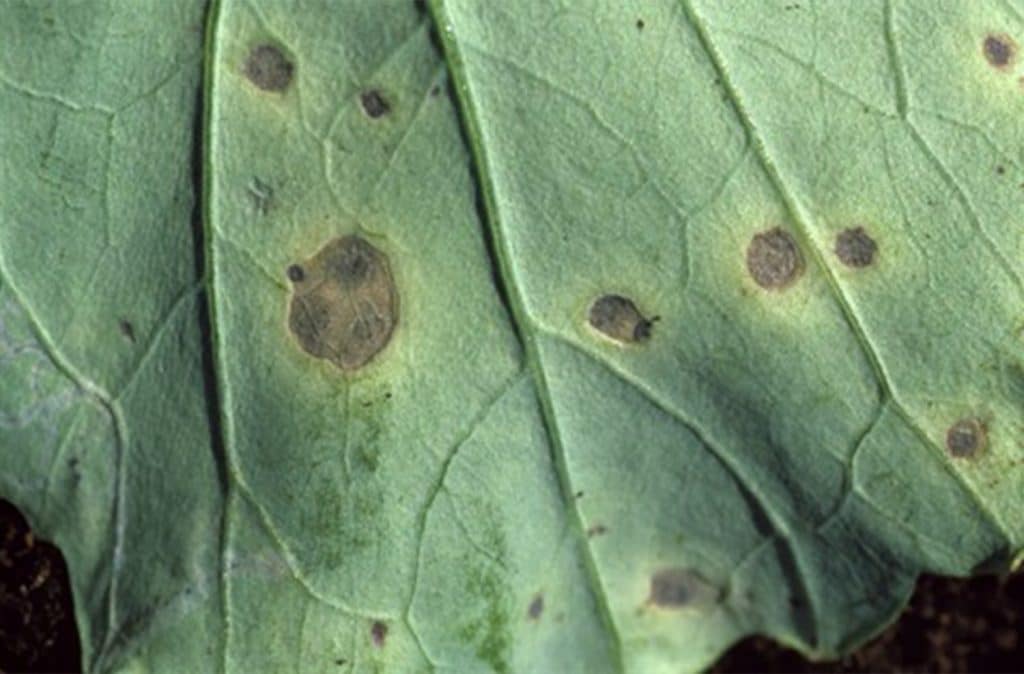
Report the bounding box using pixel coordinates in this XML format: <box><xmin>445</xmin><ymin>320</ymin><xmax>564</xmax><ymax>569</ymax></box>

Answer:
<box><xmin>2</xmin><ymin>0</ymin><xmax>1022</xmax><ymax>672</ymax></box>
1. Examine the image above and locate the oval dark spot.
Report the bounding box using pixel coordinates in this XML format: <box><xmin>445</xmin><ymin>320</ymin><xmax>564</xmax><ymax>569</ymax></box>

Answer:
<box><xmin>527</xmin><ymin>594</ymin><xmax>544</xmax><ymax>620</ymax></box>
<box><xmin>946</xmin><ymin>418</ymin><xmax>987</xmax><ymax>458</ymax></box>
<box><xmin>286</xmin><ymin>264</ymin><xmax>305</xmax><ymax>283</ymax></box>
<box><xmin>983</xmin><ymin>33</ymin><xmax>1017</xmax><ymax>69</ymax></box>
<box><xmin>287</xmin><ymin>235</ymin><xmax>398</xmax><ymax>371</ymax></box>
<box><xmin>586</xmin><ymin>524</ymin><xmax>608</xmax><ymax>538</ymax></box>
<box><xmin>649</xmin><ymin>567</ymin><xmax>719</xmax><ymax>609</ymax></box>
<box><xmin>588</xmin><ymin>295</ymin><xmax>654</xmax><ymax>344</ymax></box>
<box><xmin>636</xmin><ymin>18</ymin><xmax>645</xmax><ymax>30</ymax></box>
<box><xmin>243</xmin><ymin>44</ymin><xmax>293</xmax><ymax>92</ymax></box>
<box><xmin>370</xmin><ymin>621</ymin><xmax>387</xmax><ymax>647</ymax></box>
<box><xmin>746</xmin><ymin>228</ymin><xmax>803</xmax><ymax>290</ymax></box>
<box><xmin>835</xmin><ymin>226</ymin><xmax>877</xmax><ymax>268</ymax></box>
<box><xmin>118</xmin><ymin>318</ymin><xmax>135</xmax><ymax>343</ymax></box>
<box><xmin>360</xmin><ymin>90</ymin><xmax>390</xmax><ymax>118</ymax></box>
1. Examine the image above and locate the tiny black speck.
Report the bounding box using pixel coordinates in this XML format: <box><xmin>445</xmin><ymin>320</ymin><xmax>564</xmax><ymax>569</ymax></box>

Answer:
<box><xmin>361</xmin><ymin>90</ymin><xmax>390</xmax><ymax>118</ymax></box>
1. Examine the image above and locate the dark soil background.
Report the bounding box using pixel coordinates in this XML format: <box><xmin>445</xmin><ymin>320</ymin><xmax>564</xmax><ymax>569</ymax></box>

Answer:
<box><xmin>1</xmin><ymin>498</ymin><xmax>1021</xmax><ymax>673</ymax></box>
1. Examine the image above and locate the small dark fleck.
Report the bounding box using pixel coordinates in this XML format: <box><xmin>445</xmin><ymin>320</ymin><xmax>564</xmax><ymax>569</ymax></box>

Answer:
<box><xmin>636</xmin><ymin>18</ymin><xmax>645</xmax><ymax>30</ymax></box>
<box><xmin>996</xmin><ymin>165</ymin><xmax>1006</xmax><ymax>175</ymax></box>
<box><xmin>586</xmin><ymin>524</ymin><xmax>608</xmax><ymax>538</ymax></box>
<box><xmin>575</xmin><ymin>490</ymin><xmax>584</xmax><ymax>499</ymax></box>
<box><xmin>286</xmin><ymin>264</ymin><xmax>305</xmax><ymax>283</ymax></box>
<box><xmin>746</xmin><ymin>228</ymin><xmax>803</xmax><ymax>289</ymax></box>
<box><xmin>361</xmin><ymin>90</ymin><xmax>390</xmax><ymax>118</ymax></box>
<box><xmin>244</xmin><ymin>44</ymin><xmax>294</xmax><ymax>92</ymax></box>
<box><xmin>984</xmin><ymin>34</ymin><xmax>1016</xmax><ymax>68</ymax></box>
<box><xmin>588</xmin><ymin>295</ymin><xmax>655</xmax><ymax>344</ymax></box>
<box><xmin>430</xmin><ymin>84</ymin><xmax>441</xmax><ymax>97</ymax></box>
<box><xmin>983</xmin><ymin>34</ymin><xmax>1017</xmax><ymax>69</ymax></box>
<box><xmin>946</xmin><ymin>418</ymin><xmax>987</xmax><ymax>458</ymax></box>
<box><xmin>835</xmin><ymin>226</ymin><xmax>878</xmax><ymax>268</ymax></box>
<box><xmin>528</xmin><ymin>594</ymin><xmax>544</xmax><ymax>620</ymax></box>
<box><xmin>118</xmin><ymin>319</ymin><xmax>135</xmax><ymax>343</ymax></box>
<box><xmin>335</xmin><ymin>659</ymin><xmax>347</xmax><ymax>666</ymax></box>
<box><xmin>370</xmin><ymin>621</ymin><xmax>387</xmax><ymax>647</ymax></box>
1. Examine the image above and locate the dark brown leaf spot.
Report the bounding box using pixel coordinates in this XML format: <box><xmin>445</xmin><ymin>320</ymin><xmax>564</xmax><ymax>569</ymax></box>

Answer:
<box><xmin>636</xmin><ymin>18</ymin><xmax>645</xmax><ymax>30</ymax></box>
<box><xmin>244</xmin><ymin>44</ymin><xmax>293</xmax><ymax>92</ymax></box>
<box><xmin>586</xmin><ymin>524</ymin><xmax>608</xmax><ymax>538</ymax></box>
<box><xmin>528</xmin><ymin>594</ymin><xmax>544</xmax><ymax>620</ymax></box>
<box><xmin>287</xmin><ymin>235</ymin><xmax>398</xmax><ymax>371</ymax></box>
<box><xmin>835</xmin><ymin>226</ymin><xmax>878</xmax><ymax>268</ymax></box>
<box><xmin>946</xmin><ymin>418</ymin><xmax>987</xmax><ymax>458</ymax></box>
<box><xmin>286</xmin><ymin>264</ymin><xmax>305</xmax><ymax>283</ymax></box>
<box><xmin>983</xmin><ymin>34</ymin><xmax>1017</xmax><ymax>69</ymax></box>
<box><xmin>361</xmin><ymin>90</ymin><xmax>390</xmax><ymax>118</ymax></box>
<box><xmin>588</xmin><ymin>295</ymin><xmax>655</xmax><ymax>344</ymax></box>
<box><xmin>118</xmin><ymin>319</ymin><xmax>135</xmax><ymax>343</ymax></box>
<box><xmin>370</xmin><ymin>621</ymin><xmax>387</xmax><ymax>647</ymax></box>
<box><xmin>649</xmin><ymin>567</ymin><xmax>719</xmax><ymax>609</ymax></box>
<box><xmin>746</xmin><ymin>228</ymin><xmax>803</xmax><ymax>289</ymax></box>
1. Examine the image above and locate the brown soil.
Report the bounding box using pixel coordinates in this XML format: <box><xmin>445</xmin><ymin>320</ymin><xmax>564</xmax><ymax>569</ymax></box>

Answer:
<box><xmin>713</xmin><ymin>571</ymin><xmax>1023</xmax><ymax>673</ymax></box>
<box><xmin>0</xmin><ymin>500</ymin><xmax>79</xmax><ymax>673</ymax></box>
<box><xmin>0</xmin><ymin>498</ymin><xmax>1020</xmax><ymax>673</ymax></box>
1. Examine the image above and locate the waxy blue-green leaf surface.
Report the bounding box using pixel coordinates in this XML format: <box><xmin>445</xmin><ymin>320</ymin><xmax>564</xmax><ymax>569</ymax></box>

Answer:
<box><xmin>1</xmin><ymin>0</ymin><xmax>1023</xmax><ymax>672</ymax></box>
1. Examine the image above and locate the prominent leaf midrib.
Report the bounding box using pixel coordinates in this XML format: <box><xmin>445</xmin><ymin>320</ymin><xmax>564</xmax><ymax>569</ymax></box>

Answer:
<box><xmin>425</xmin><ymin>1</ymin><xmax>626</xmax><ymax>670</ymax></box>
<box><xmin>198</xmin><ymin>2</ymin><xmax>232</xmax><ymax>673</ymax></box>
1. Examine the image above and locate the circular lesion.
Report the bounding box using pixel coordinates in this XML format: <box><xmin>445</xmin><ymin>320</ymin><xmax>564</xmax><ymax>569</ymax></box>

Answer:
<box><xmin>946</xmin><ymin>417</ymin><xmax>987</xmax><ymax>458</ymax></box>
<box><xmin>286</xmin><ymin>235</ymin><xmax>398</xmax><ymax>371</ymax></box>
<box><xmin>243</xmin><ymin>43</ymin><xmax>294</xmax><ymax>92</ymax></box>
<box><xmin>835</xmin><ymin>226</ymin><xmax>878</xmax><ymax>268</ymax></box>
<box><xmin>983</xmin><ymin>33</ymin><xmax>1017</xmax><ymax>70</ymax></box>
<box><xmin>746</xmin><ymin>228</ymin><xmax>804</xmax><ymax>290</ymax></box>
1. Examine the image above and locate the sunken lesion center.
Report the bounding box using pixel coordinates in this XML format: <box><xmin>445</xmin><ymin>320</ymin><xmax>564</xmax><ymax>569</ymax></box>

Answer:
<box><xmin>286</xmin><ymin>235</ymin><xmax>398</xmax><ymax>371</ymax></box>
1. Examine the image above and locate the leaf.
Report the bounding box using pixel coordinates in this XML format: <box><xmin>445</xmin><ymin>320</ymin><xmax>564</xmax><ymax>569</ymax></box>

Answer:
<box><xmin>2</xmin><ymin>0</ymin><xmax>1022</xmax><ymax>672</ymax></box>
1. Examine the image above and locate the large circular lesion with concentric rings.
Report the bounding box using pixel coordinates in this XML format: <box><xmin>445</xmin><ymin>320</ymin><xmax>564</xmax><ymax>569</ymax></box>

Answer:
<box><xmin>286</xmin><ymin>235</ymin><xmax>398</xmax><ymax>372</ymax></box>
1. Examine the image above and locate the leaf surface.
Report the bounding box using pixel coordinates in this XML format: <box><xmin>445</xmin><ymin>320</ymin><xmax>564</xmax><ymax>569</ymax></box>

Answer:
<box><xmin>2</xmin><ymin>0</ymin><xmax>1023</xmax><ymax>672</ymax></box>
